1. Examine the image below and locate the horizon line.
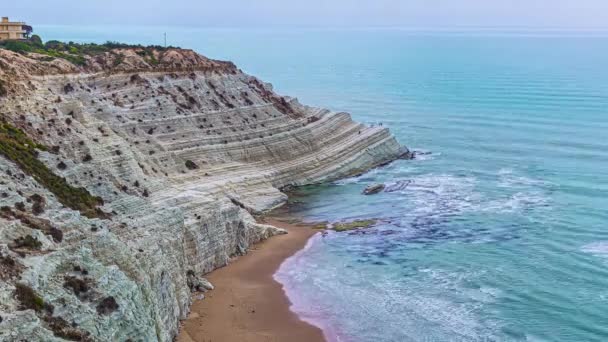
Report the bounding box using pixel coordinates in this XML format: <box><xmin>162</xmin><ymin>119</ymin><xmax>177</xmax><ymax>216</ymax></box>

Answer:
<box><xmin>32</xmin><ymin>23</ymin><xmax>608</xmax><ymax>32</ymax></box>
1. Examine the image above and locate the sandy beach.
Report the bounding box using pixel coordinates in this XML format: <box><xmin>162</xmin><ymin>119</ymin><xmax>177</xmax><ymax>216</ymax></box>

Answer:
<box><xmin>177</xmin><ymin>217</ymin><xmax>325</xmax><ymax>342</ymax></box>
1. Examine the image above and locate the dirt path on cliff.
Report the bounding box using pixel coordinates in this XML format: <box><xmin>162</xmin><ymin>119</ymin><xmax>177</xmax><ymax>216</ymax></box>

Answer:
<box><xmin>177</xmin><ymin>218</ymin><xmax>325</xmax><ymax>342</ymax></box>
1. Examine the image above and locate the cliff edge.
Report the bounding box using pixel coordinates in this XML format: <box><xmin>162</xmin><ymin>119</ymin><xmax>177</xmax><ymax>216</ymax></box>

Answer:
<box><xmin>0</xmin><ymin>44</ymin><xmax>408</xmax><ymax>341</ymax></box>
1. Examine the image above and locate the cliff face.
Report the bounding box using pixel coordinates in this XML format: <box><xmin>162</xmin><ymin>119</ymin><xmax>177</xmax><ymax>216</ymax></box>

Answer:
<box><xmin>0</xmin><ymin>47</ymin><xmax>407</xmax><ymax>341</ymax></box>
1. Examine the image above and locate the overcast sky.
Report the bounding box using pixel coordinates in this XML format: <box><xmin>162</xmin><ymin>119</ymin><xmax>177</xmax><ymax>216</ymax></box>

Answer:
<box><xmin>5</xmin><ymin>0</ymin><xmax>608</xmax><ymax>29</ymax></box>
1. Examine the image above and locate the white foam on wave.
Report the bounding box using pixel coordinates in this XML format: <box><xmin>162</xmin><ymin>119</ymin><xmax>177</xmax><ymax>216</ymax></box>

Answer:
<box><xmin>482</xmin><ymin>191</ymin><xmax>549</xmax><ymax>213</ymax></box>
<box><xmin>277</xmin><ymin>235</ymin><xmax>505</xmax><ymax>341</ymax></box>
<box><xmin>332</xmin><ymin>169</ymin><xmax>379</xmax><ymax>185</ymax></box>
<box><xmin>524</xmin><ymin>333</ymin><xmax>553</xmax><ymax>342</ymax></box>
<box><xmin>413</xmin><ymin>153</ymin><xmax>435</xmax><ymax>161</ymax></box>
<box><xmin>498</xmin><ymin>168</ymin><xmax>552</xmax><ymax>188</ymax></box>
<box><xmin>274</xmin><ymin>169</ymin><xmax>553</xmax><ymax>342</ymax></box>
<box><xmin>413</xmin><ymin>149</ymin><xmax>440</xmax><ymax>161</ymax></box>
<box><xmin>388</xmin><ymin>171</ymin><xmax>550</xmax><ymax>217</ymax></box>
<box><xmin>581</xmin><ymin>241</ymin><xmax>608</xmax><ymax>257</ymax></box>
<box><xmin>357</xmin><ymin>266</ymin><xmax>501</xmax><ymax>341</ymax></box>
<box><xmin>274</xmin><ymin>234</ymin><xmax>346</xmax><ymax>342</ymax></box>
<box><xmin>400</xmin><ymin>174</ymin><xmax>480</xmax><ymax>216</ymax></box>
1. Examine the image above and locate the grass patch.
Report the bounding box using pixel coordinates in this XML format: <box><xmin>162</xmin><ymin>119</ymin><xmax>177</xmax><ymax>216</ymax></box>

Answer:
<box><xmin>12</xmin><ymin>235</ymin><xmax>42</xmax><ymax>250</ymax></box>
<box><xmin>311</xmin><ymin>222</ymin><xmax>329</xmax><ymax>230</ymax></box>
<box><xmin>332</xmin><ymin>219</ymin><xmax>377</xmax><ymax>232</ymax></box>
<box><xmin>112</xmin><ymin>53</ymin><xmax>125</xmax><ymax>67</ymax></box>
<box><xmin>14</xmin><ymin>283</ymin><xmax>92</xmax><ymax>340</ymax></box>
<box><xmin>0</xmin><ymin>121</ymin><xmax>107</xmax><ymax>219</ymax></box>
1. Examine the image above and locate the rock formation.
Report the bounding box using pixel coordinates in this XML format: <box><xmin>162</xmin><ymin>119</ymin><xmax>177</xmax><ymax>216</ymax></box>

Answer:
<box><xmin>0</xmin><ymin>46</ymin><xmax>408</xmax><ymax>341</ymax></box>
<box><xmin>362</xmin><ymin>183</ymin><xmax>386</xmax><ymax>195</ymax></box>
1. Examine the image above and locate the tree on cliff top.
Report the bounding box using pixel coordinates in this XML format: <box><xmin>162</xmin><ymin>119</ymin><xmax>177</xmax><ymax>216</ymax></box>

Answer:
<box><xmin>22</xmin><ymin>25</ymin><xmax>33</xmax><ymax>39</ymax></box>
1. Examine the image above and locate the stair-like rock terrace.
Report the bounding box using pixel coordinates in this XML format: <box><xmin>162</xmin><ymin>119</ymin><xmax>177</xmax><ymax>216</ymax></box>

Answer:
<box><xmin>0</xmin><ymin>47</ymin><xmax>408</xmax><ymax>341</ymax></box>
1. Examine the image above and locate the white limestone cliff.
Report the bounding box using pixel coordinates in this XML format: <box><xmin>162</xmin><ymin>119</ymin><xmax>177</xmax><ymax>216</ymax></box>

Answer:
<box><xmin>0</xmin><ymin>47</ymin><xmax>408</xmax><ymax>341</ymax></box>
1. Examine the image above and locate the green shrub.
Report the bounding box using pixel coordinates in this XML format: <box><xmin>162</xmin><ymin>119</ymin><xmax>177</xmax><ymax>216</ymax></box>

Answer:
<box><xmin>0</xmin><ymin>121</ymin><xmax>107</xmax><ymax>219</ymax></box>
<box><xmin>96</xmin><ymin>296</ymin><xmax>119</xmax><ymax>315</ymax></box>
<box><xmin>0</xmin><ymin>80</ymin><xmax>6</xmax><ymax>97</ymax></box>
<box><xmin>112</xmin><ymin>53</ymin><xmax>125</xmax><ymax>67</ymax></box>
<box><xmin>49</xmin><ymin>227</ymin><xmax>63</xmax><ymax>242</ymax></box>
<box><xmin>63</xmin><ymin>276</ymin><xmax>90</xmax><ymax>297</ymax></box>
<box><xmin>29</xmin><ymin>194</ymin><xmax>46</xmax><ymax>215</ymax></box>
<box><xmin>13</xmin><ymin>235</ymin><xmax>42</xmax><ymax>250</ymax></box>
<box><xmin>185</xmin><ymin>160</ymin><xmax>198</xmax><ymax>170</ymax></box>
<box><xmin>29</xmin><ymin>35</ymin><xmax>43</xmax><ymax>47</ymax></box>
<box><xmin>1</xmin><ymin>40</ymin><xmax>33</xmax><ymax>53</ymax></box>
<box><xmin>14</xmin><ymin>283</ymin><xmax>46</xmax><ymax>312</ymax></box>
<box><xmin>44</xmin><ymin>315</ymin><xmax>92</xmax><ymax>341</ymax></box>
<box><xmin>332</xmin><ymin>219</ymin><xmax>377</xmax><ymax>232</ymax></box>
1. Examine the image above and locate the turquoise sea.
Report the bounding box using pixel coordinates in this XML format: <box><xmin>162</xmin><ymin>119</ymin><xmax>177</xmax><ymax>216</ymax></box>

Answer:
<box><xmin>39</xmin><ymin>26</ymin><xmax>608</xmax><ymax>341</ymax></box>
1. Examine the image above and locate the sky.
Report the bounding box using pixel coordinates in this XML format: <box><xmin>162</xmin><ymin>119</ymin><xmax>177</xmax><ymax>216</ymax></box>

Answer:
<box><xmin>5</xmin><ymin>0</ymin><xmax>608</xmax><ymax>29</ymax></box>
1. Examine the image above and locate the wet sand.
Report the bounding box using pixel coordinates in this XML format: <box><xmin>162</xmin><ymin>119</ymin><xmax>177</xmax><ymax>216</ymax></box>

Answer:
<box><xmin>177</xmin><ymin>217</ymin><xmax>325</xmax><ymax>342</ymax></box>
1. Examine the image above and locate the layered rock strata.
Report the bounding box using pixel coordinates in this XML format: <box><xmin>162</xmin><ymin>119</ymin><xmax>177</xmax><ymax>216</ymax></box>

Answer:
<box><xmin>0</xmin><ymin>47</ymin><xmax>408</xmax><ymax>341</ymax></box>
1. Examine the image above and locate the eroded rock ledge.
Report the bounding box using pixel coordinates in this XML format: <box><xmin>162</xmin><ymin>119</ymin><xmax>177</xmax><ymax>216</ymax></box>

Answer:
<box><xmin>0</xmin><ymin>46</ymin><xmax>408</xmax><ymax>341</ymax></box>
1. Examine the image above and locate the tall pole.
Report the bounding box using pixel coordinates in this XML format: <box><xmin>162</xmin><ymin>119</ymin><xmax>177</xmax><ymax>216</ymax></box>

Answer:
<box><xmin>164</xmin><ymin>32</ymin><xmax>167</xmax><ymax>48</ymax></box>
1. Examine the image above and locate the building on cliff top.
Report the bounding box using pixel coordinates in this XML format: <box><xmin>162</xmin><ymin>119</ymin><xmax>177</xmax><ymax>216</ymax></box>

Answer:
<box><xmin>0</xmin><ymin>17</ymin><xmax>30</xmax><ymax>40</ymax></box>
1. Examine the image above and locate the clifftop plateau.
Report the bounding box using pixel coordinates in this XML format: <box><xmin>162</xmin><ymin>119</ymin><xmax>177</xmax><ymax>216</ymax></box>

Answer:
<box><xmin>0</xmin><ymin>42</ymin><xmax>408</xmax><ymax>341</ymax></box>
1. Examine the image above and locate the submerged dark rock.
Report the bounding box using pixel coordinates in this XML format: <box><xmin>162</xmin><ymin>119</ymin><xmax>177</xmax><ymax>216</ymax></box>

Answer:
<box><xmin>384</xmin><ymin>180</ymin><xmax>412</xmax><ymax>193</ymax></box>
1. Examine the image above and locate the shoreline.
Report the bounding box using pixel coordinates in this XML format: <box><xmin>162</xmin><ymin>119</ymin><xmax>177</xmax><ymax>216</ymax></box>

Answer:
<box><xmin>177</xmin><ymin>217</ymin><xmax>326</xmax><ymax>342</ymax></box>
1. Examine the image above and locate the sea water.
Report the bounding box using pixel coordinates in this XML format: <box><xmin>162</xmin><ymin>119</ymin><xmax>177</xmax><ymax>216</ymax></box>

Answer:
<box><xmin>37</xmin><ymin>26</ymin><xmax>608</xmax><ymax>341</ymax></box>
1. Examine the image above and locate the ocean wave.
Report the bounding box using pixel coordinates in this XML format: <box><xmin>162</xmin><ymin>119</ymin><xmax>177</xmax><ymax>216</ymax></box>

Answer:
<box><xmin>412</xmin><ymin>149</ymin><xmax>438</xmax><ymax>161</ymax></box>
<box><xmin>581</xmin><ymin>241</ymin><xmax>608</xmax><ymax>257</ymax></box>
<box><xmin>349</xmin><ymin>171</ymin><xmax>553</xmax><ymax>246</ymax></box>
<box><xmin>481</xmin><ymin>191</ymin><xmax>550</xmax><ymax>213</ymax></box>
<box><xmin>332</xmin><ymin>169</ymin><xmax>379</xmax><ymax>185</ymax></box>
<box><xmin>497</xmin><ymin>168</ymin><xmax>553</xmax><ymax>188</ymax></box>
<box><xmin>278</xmin><ymin>243</ymin><xmax>504</xmax><ymax>342</ymax></box>
<box><xmin>277</xmin><ymin>169</ymin><xmax>555</xmax><ymax>341</ymax></box>
<box><xmin>385</xmin><ymin>171</ymin><xmax>551</xmax><ymax>217</ymax></box>
<box><xmin>397</xmin><ymin>174</ymin><xmax>479</xmax><ymax>216</ymax></box>
<box><xmin>275</xmin><ymin>171</ymin><xmax>556</xmax><ymax>342</ymax></box>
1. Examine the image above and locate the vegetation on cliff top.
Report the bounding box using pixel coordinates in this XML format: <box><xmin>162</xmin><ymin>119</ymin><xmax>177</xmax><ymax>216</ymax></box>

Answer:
<box><xmin>0</xmin><ymin>120</ymin><xmax>107</xmax><ymax>219</ymax></box>
<box><xmin>0</xmin><ymin>34</ymin><xmax>179</xmax><ymax>66</ymax></box>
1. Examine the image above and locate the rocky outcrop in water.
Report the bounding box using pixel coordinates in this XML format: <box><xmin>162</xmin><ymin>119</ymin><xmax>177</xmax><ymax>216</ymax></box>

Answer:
<box><xmin>363</xmin><ymin>183</ymin><xmax>386</xmax><ymax>195</ymax></box>
<box><xmin>0</xmin><ymin>46</ymin><xmax>407</xmax><ymax>341</ymax></box>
